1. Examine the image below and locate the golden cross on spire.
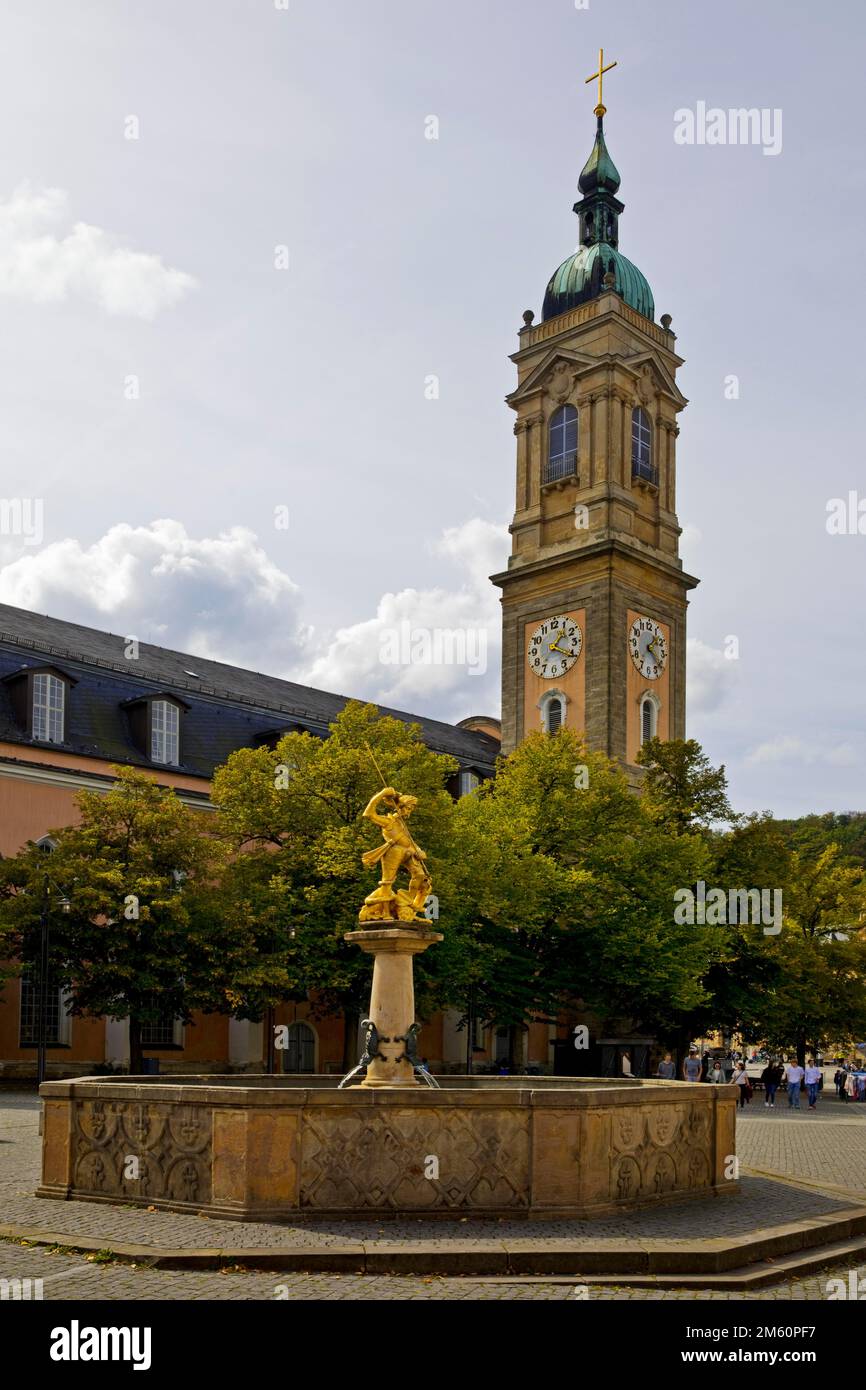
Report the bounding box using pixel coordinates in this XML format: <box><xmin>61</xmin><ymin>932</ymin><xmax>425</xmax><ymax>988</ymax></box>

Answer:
<box><xmin>585</xmin><ymin>47</ymin><xmax>617</xmax><ymax>118</ymax></box>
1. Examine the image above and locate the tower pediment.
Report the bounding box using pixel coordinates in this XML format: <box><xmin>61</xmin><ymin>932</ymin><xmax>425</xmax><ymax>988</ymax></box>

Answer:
<box><xmin>505</xmin><ymin>347</ymin><xmax>601</xmax><ymax>409</ymax></box>
<box><xmin>621</xmin><ymin>353</ymin><xmax>687</xmax><ymax>411</ymax></box>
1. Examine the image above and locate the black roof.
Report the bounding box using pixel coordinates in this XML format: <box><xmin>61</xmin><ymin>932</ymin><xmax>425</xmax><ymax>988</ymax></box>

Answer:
<box><xmin>0</xmin><ymin>603</ymin><xmax>500</xmax><ymax>780</ymax></box>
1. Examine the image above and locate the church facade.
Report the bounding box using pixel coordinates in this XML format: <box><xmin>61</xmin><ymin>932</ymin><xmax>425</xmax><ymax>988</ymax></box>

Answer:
<box><xmin>0</xmin><ymin>95</ymin><xmax>693</xmax><ymax>1080</ymax></box>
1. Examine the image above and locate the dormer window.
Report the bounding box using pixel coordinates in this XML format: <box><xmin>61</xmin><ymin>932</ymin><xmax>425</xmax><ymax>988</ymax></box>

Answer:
<box><xmin>1</xmin><ymin>663</ymin><xmax>76</xmax><ymax>744</ymax></box>
<box><xmin>33</xmin><ymin>672</ymin><xmax>65</xmax><ymax>743</ymax></box>
<box><xmin>121</xmin><ymin>691</ymin><xmax>189</xmax><ymax>766</ymax></box>
<box><xmin>152</xmin><ymin>699</ymin><xmax>179</xmax><ymax>765</ymax></box>
<box><xmin>458</xmin><ymin>770</ymin><xmax>480</xmax><ymax>797</ymax></box>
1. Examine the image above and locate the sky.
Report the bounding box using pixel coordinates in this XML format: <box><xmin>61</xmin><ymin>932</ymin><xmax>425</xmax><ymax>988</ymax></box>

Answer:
<box><xmin>0</xmin><ymin>0</ymin><xmax>862</xmax><ymax>818</ymax></box>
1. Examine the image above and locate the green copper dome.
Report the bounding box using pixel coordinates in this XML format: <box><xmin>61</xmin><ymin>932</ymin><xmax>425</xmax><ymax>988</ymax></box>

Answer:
<box><xmin>541</xmin><ymin>114</ymin><xmax>655</xmax><ymax>323</ymax></box>
<box><xmin>543</xmin><ymin>244</ymin><xmax>654</xmax><ymax>321</ymax></box>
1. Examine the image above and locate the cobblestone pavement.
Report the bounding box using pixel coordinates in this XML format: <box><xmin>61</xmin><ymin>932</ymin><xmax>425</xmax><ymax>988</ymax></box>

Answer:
<box><xmin>3</xmin><ymin>1089</ymin><xmax>866</xmax><ymax>1301</ymax></box>
<box><xmin>0</xmin><ymin>1240</ymin><xmax>863</xmax><ymax>1300</ymax></box>
<box><xmin>737</xmin><ymin>1098</ymin><xmax>866</xmax><ymax>1192</ymax></box>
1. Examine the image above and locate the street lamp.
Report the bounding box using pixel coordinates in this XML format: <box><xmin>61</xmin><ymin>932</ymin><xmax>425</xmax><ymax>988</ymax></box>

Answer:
<box><xmin>35</xmin><ymin>872</ymin><xmax>70</xmax><ymax>1089</ymax></box>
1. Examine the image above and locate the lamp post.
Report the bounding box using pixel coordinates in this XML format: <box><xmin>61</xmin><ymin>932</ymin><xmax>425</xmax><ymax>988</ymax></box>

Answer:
<box><xmin>36</xmin><ymin>876</ymin><xmax>49</xmax><ymax>1089</ymax></box>
<box><xmin>466</xmin><ymin>982</ymin><xmax>475</xmax><ymax>1076</ymax></box>
<box><xmin>35</xmin><ymin>872</ymin><xmax>70</xmax><ymax>1090</ymax></box>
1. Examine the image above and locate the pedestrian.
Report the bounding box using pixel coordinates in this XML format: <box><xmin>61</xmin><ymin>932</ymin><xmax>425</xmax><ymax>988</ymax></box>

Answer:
<box><xmin>709</xmin><ymin>1059</ymin><xmax>724</xmax><ymax>1084</ymax></box>
<box><xmin>804</xmin><ymin>1058</ymin><xmax>822</xmax><ymax>1110</ymax></box>
<box><xmin>734</xmin><ymin>1061</ymin><xmax>751</xmax><ymax>1108</ymax></box>
<box><xmin>683</xmin><ymin>1048</ymin><xmax>702</xmax><ymax>1083</ymax></box>
<box><xmin>761</xmin><ymin>1058</ymin><xmax>782</xmax><ymax>1108</ymax></box>
<box><xmin>656</xmin><ymin>1053</ymin><xmax>676</xmax><ymax>1080</ymax></box>
<box><xmin>785</xmin><ymin>1058</ymin><xmax>805</xmax><ymax>1109</ymax></box>
<box><xmin>834</xmin><ymin>1066</ymin><xmax>848</xmax><ymax>1101</ymax></box>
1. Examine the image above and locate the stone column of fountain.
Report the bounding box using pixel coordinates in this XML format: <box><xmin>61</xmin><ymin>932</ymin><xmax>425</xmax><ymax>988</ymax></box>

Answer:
<box><xmin>343</xmin><ymin>781</ymin><xmax>442</xmax><ymax>1087</ymax></box>
<box><xmin>343</xmin><ymin>926</ymin><xmax>442</xmax><ymax>1086</ymax></box>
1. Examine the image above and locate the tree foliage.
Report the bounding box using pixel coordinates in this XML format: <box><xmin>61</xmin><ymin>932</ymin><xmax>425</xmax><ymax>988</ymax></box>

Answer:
<box><xmin>0</xmin><ymin>767</ymin><xmax>228</xmax><ymax>1071</ymax></box>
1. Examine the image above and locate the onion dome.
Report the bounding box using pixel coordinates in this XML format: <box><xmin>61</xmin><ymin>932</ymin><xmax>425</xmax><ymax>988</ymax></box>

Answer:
<box><xmin>542</xmin><ymin>114</ymin><xmax>654</xmax><ymax>323</ymax></box>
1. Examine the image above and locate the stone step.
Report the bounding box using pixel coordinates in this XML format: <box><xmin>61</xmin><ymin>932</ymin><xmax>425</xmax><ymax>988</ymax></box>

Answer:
<box><xmin>4</xmin><ymin>1203</ymin><xmax>866</xmax><ymax>1283</ymax></box>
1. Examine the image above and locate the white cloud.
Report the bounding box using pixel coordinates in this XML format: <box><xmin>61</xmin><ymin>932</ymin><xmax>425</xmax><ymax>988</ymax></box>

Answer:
<box><xmin>686</xmin><ymin>637</ymin><xmax>739</xmax><ymax>716</ymax></box>
<box><xmin>0</xmin><ymin>516</ymin><xmax>508</xmax><ymax>721</ymax></box>
<box><xmin>0</xmin><ymin>184</ymin><xmax>196</xmax><ymax>319</ymax></box>
<box><xmin>0</xmin><ymin>519</ymin><xmax>308</xmax><ymax>671</ymax></box>
<box><xmin>679</xmin><ymin>521</ymin><xmax>702</xmax><ymax>569</ymax></box>
<box><xmin>302</xmin><ymin>518</ymin><xmax>507</xmax><ymax>720</ymax></box>
<box><xmin>746</xmin><ymin>735</ymin><xmax>858</xmax><ymax>768</ymax></box>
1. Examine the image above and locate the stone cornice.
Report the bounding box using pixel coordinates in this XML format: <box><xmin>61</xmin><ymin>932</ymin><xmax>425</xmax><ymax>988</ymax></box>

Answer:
<box><xmin>491</xmin><ymin>537</ymin><xmax>700</xmax><ymax>592</ymax></box>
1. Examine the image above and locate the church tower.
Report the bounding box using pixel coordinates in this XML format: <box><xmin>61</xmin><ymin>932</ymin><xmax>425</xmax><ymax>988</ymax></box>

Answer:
<box><xmin>491</xmin><ymin>56</ymin><xmax>698</xmax><ymax>765</ymax></box>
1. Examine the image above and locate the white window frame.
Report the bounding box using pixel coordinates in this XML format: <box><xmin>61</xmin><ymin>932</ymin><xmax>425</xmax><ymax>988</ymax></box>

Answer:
<box><xmin>538</xmin><ymin>687</ymin><xmax>568</xmax><ymax>734</ymax></box>
<box><xmin>32</xmin><ymin>673</ymin><xmax>65</xmax><ymax>744</ymax></box>
<box><xmin>139</xmin><ymin>1013</ymin><xmax>184</xmax><ymax>1047</ymax></box>
<box><xmin>546</xmin><ymin>404</ymin><xmax>579</xmax><ymax>482</ymax></box>
<box><xmin>151</xmin><ymin>699</ymin><xmax>180</xmax><ymax>765</ymax></box>
<box><xmin>19</xmin><ymin>972</ymin><xmax>71</xmax><ymax>1046</ymax></box>
<box><xmin>458</xmin><ymin>770</ymin><xmax>480</xmax><ymax>797</ymax></box>
<box><xmin>632</xmin><ymin>406</ymin><xmax>653</xmax><ymax>471</ymax></box>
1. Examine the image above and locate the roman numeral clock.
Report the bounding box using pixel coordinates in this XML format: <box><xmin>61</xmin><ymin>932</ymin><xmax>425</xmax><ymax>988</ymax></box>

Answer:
<box><xmin>491</xmin><ymin>54</ymin><xmax>698</xmax><ymax>769</ymax></box>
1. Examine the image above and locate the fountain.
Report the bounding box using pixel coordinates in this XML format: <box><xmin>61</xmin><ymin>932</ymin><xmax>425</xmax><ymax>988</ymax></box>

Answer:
<box><xmin>38</xmin><ymin>784</ymin><xmax>737</xmax><ymax>1220</ymax></box>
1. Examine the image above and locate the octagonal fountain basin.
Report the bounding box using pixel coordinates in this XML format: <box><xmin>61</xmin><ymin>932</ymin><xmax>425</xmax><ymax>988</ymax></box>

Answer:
<box><xmin>38</xmin><ymin>1074</ymin><xmax>737</xmax><ymax>1222</ymax></box>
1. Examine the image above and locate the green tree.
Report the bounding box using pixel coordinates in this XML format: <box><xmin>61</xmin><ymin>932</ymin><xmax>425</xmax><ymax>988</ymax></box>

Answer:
<box><xmin>210</xmin><ymin>701</ymin><xmax>458</xmax><ymax>1066</ymax></box>
<box><xmin>696</xmin><ymin>827</ymin><xmax>866</xmax><ymax>1065</ymax></box>
<box><xmin>0</xmin><ymin>767</ymin><xmax>228</xmax><ymax>1073</ymax></box>
<box><xmin>761</xmin><ymin>844</ymin><xmax>866</xmax><ymax>1064</ymax></box>
<box><xmin>637</xmin><ymin>737</ymin><xmax>734</xmax><ymax>836</ymax></box>
<box><xmin>447</xmin><ymin>732</ymin><xmax>718</xmax><ymax>1052</ymax></box>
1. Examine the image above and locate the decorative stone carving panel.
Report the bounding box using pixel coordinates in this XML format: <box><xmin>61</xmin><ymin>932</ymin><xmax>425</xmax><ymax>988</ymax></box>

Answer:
<box><xmin>299</xmin><ymin>1105</ymin><xmax>531</xmax><ymax>1211</ymax></box>
<box><xmin>545</xmin><ymin>362</ymin><xmax>574</xmax><ymax>405</ymax></box>
<box><xmin>609</xmin><ymin>1102</ymin><xmax>713</xmax><ymax>1203</ymax></box>
<box><xmin>71</xmin><ymin>1100</ymin><xmax>213</xmax><ymax>1208</ymax></box>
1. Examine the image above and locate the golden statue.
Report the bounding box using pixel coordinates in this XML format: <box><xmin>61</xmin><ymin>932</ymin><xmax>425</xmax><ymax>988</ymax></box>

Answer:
<box><xmin>359</xmin><ymin>786</ymin><xmax>432</xmax><ymax>924</ymax></box>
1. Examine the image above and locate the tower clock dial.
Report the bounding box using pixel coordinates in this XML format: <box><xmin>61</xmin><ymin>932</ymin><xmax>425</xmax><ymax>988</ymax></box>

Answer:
<box><xmin>527</xmin><ymin>615</ymin><xmax>582</xmax><ymax>679</ymax></box>
<box><xmin>629</xmin><ymin>616</ymin><xmax>667</xmax><ymax>680</ymax></box>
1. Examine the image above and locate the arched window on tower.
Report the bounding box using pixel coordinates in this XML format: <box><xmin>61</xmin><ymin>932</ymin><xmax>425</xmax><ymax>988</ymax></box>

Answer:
<box><xmin>538</xmin><ymin>689</ymin><xmax>566</xmax><ymax>734</ymax></box>
<box><xmin>640</xmin><ymin>693</ymin><xmax>659</xmax><ymax>746</ymax></box>
<box><xmin>545</xmin><ymin>405</ymin><xmax>578</xmax><ymax>484</ymax></box>
<box><xmin>631</xmin><ymin>407</ymin><xmax>655</xmax><ymax>485</ymax></box>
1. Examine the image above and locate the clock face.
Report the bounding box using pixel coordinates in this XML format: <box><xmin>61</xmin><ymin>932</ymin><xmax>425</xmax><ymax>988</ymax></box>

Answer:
<box><xmin>629</xmin><ymin>615</ymin><xmax>667</xmax><ymax>680</ymax></box>
<box><xmin>527</xmin><ymin>615</ymin><xmax>582</xmax><ymax>679</ymax></box>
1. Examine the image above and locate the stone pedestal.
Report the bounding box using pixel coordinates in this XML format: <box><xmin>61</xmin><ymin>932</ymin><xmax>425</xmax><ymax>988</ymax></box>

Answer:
<box><xmin>344</xmin><ymin>926</ymin><xmax>442</xmax><ymax>1087</ymax></box>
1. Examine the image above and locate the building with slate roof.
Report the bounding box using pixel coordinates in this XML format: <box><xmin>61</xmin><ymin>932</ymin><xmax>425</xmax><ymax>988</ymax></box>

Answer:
<box><xmin>0</xmin><ymin>601</ymin><xmax>504</xmax><ymax>1078</ymax></box>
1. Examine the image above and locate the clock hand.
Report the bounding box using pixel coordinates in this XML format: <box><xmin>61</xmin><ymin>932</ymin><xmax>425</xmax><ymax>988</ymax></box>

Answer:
<box><xmin>549</xmin><ymin>637</ymin><xmax>572</xmax><ymax>655</ymax></box>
